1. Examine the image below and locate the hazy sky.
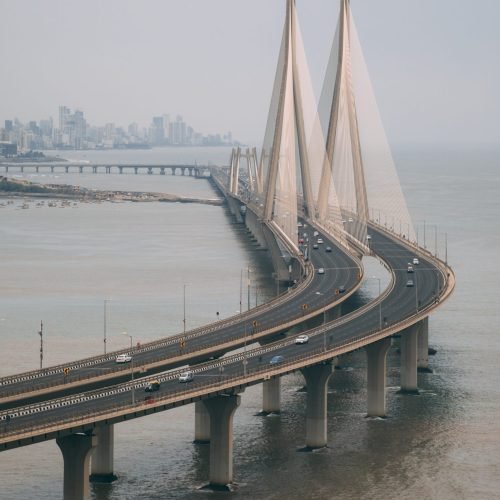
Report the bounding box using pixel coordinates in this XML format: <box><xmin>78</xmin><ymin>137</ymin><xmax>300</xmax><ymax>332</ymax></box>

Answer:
<box><xmin>1</xmin><ymin>0</ymin><xmax>498</xmax><ymax>147</ymax></box>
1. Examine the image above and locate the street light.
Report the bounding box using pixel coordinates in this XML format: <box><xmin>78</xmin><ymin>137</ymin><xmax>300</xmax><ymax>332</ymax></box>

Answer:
<box><xmin>122</xmin><ymin>331</ymin><xmax>135</xmax><ymax>405</ymax></box>
<box><xmin>103</xmin><ymin>299</ymin><xmax>109</xmax><ymax>355</ymax></box>
<box><xmin>38</xmin><ymin>320</ymin><xmax>43</xmax><ymax>370</ymax></box>
<box><xmin>415</xmin><ymin>268</ymin><xmax>419</xmax><ymax>313</ymax></box>
<box><xmin>183</xmin><ymin>284</ymin><xmax>187</xmax><ymax>334</ymax></box>
<box><xmin>247</xmin><ymin>267</ymin><xmax>252</xmax><ymax>311</ymax></box>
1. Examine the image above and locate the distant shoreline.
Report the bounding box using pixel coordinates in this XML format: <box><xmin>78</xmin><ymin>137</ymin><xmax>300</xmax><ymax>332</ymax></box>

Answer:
<box><xmin>0</xmin><ymin>177</ymin><xmax>224</xmax><ymax>206</ymax></box>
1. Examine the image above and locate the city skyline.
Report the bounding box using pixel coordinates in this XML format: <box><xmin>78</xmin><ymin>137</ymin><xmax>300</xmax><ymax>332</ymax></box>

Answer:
<box><xmin>1</xmin><ymin>106</ymin><xmax>237</xmax><ymax>152</ymax></box>
<box><xmin>0</xmin><ymin>0</ymin><xmax>499</xmax><ymax>148</ymax></box>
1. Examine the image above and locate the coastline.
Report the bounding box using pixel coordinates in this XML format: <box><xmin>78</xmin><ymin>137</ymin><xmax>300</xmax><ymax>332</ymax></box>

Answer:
<box><xmin>0</xmin><ymin>177</ymin><xmax>224</xmax><ymax>206</ymax></box>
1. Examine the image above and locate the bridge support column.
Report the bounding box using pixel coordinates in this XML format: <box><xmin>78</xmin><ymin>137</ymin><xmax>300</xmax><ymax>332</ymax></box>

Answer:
<box><xmin>203</xmin><ymin>394</ymin><xmax>241</xmax><ymax>488</ymax></box>
<box><xmin>90</xmin><ymin>425</ymin><xmax>117</xmax><ymax>483</ymax></box>
<box><xmin>262</xmin><ymin>377</ymin><xmax>281</xmax><ymax>414</ymax></box>
<box><xmin>418</xmin><ymin>317</ymin><xmax>430</xmax><ymax>372</ymax></box>
<box><xmin>366</xmin><ymin>337</ymin><xmax>392</xmax><ymax>417</ymax></box>
<box><xmin>400</xmin><ymin>324</ymin><xmax>419</xmax><ymax>394</ymax></box>
<box><xmin>56</xmin><ymin>432</ymin><xmax>96</xmax><ymax>500</ymax></box>
<box><xmin>301</xmin><ymin>362</ymin><xmax>333</xmax><ymax>449</ymax></box>
<box><xmin>194</xmin><ymin>401</ymin><xmax>210</xmax><ymax>443</ymax></box>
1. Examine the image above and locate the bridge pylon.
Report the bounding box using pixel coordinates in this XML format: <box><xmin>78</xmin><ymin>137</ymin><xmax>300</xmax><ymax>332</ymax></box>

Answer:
<box><xmin>317</xmin><ymin>0</ymin><xmax>416</xmax><ymax>248</ymax></box>
<box><xmin>258</xmin><ymin>0</ymin><xmax>339</xmax><ymax>252</ymax></box>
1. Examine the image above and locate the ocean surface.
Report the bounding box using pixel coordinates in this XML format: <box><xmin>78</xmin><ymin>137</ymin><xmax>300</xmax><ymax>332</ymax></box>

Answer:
<box><xmin>0</xmin><ymin>146</ymin><xmax>499</xmax><ymax>499</ymax></box>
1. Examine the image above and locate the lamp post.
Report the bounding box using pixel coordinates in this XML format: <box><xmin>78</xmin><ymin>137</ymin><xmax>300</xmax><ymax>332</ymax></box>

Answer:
<box><xmin>183</xmin><ymin>284</ymin><xmax>187</xmax><ymax>334</ymax></box>
<box><xmin>247</xmin><ymin>267</ymin><xmax>251</xmax><ymax>311</ymax></box>
<box><xmin>122</xmin><ymin>331</ymin><xmax>135</xmax><ymax>405</ymax></box>
<box><xmin>374</xmin><ymin>277</ymin><xmax>382</xmax><ymax>330</ymax></box>
<box><xmin>38</xmin><ymin>320</ymin><xmax>43</xmax><ymax>370</ymax></box>
<box><xmin>239</xmin><ymin>269</ymin><xmax>243</xmax><ymax>314</ymax></box>
<box><xmin>415</xmin><ymin>268</ymin><xmax>419</xmax><ymax>313</ymax></box>
<box><xmin>103</xmin><ymin>299</ymin><xmax>108</xmax><ymax>355</ymax></box>
<box><xmin>243</xmin><ymin>322</ymin><xmax>248</xmax><ymax>376</ymax></box>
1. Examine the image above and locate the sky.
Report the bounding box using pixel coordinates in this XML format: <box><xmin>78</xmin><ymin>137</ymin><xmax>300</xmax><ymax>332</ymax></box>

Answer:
<box><xmin>0</xmin><ymin>0</ymin><xmax>499</xmax><ymax>148</ymax></box>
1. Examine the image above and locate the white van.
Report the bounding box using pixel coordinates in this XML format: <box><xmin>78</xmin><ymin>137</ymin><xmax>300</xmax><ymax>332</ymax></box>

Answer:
<box><xmin>179</xmin><ymin>371</ymin><xmax>193</xmax><ymax>383</ymax></box>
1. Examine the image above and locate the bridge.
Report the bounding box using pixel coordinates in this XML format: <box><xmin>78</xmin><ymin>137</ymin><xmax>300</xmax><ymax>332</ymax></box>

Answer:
<box><xmin>0</xmin><ymin>2</ymin><xmax>454</xmax><ymax>499</ymax></box>
<box><xmin>0</xmin><ymin>162</ymin><xmax>211</xmax><ymax>177</ymax></box>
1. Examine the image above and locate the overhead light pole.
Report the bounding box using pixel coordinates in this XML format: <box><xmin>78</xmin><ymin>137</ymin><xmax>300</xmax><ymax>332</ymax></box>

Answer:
<box><xmin>122</xmin><ymin>331</ymin><xmax>135</xmax><ymax>405</ymax></box>
<box><xmin>38</xmin><ymin>320</ymin><xmax>43</xmax><ymax>370</ymax></box>
<box><xmin>103</xmin><ymin>299</ymin><xmax>108</xmax><ymax>355</ymax></box>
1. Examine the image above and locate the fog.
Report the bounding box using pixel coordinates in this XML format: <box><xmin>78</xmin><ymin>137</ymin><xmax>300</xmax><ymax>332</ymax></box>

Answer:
<box><xmin>1</xmin><ymin>0</ymin><xmax>498</xmax><ymax>147</ymax></box>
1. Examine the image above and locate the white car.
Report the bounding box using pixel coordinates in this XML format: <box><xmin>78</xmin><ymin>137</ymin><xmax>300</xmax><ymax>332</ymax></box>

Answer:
<box><xmin>115</xmin><ymin>354</ymin><xmax>132</xmax><ymax>364</ymax></box>
<box><xmin>413</xmin><ymin>257</ymin><xmax>420</xmax><ymax>265</ymax></box>
<box><xmin>179</xmin><ymin>371</ymin><xmax>194</xmax><ymax>383</ymax></box>
<box><xmin>317</xmin><ymin>238</ymin><xmax>324</xmax><ymax>244</ymax></box>
<box><xmin>295</xmin><ymin>334</ymin><xmax>309</xmax><ymax>344</ymax></box>
<box><xmin>317</xmin><ymin>267</ymin><xmax>325</xmax><ymax>274</ymax></box>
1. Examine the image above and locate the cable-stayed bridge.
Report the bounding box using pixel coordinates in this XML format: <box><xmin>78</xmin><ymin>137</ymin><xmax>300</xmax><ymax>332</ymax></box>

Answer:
<box><xmin>0</xmin><ymin>2</ymin><xmax>454</xmax><ymax>499</ymax></box>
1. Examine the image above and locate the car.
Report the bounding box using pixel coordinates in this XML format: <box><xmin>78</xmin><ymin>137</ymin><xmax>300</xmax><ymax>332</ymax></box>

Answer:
<box><xmin>366</xmin><ymin>235</ymin><xmax>372</xmax><ymax>240</ymax></box>
<box><xmin>298</xmin><ymin>238</ymin><xmax>304</xmax><ymax>244</ymax></box>
<box><xmin>145</xmin><ymin>380</ymin><xmax>160</xmax><ymax>392</ymax></box>
<box><xmin>295</xmin><ymin>334</ymin><xmax>309</xmax><ymax>344</ymax></box>
<box><xmin>407</xmin><ymin>265</ymin><xmax>414</xmax><ymax>273</ymax></box>
<box><xmin>297</xmin><ymin>222</ymin><xmax>303</xmax><ymax>227</ymax></box>
<box><xmin>406</xmin><ymin>279</ymin><xmax>414</xmax><ymax>287</ymax></box>
<box><xmin>325</xmin><ymin>246</ymin><xmax>332</xmax><ymax>252</ymax></box>
<box><xmin>338</xmin><ymin>286</ymin><xmax>346</xmax><ymax>293</ymax></box>
<box><xmin>317</xmin><ymin>238</ymin><xmax>324</xmax><ymax>244</ymax></box>
<box><xmin>115</xmin><ymin>354</ymin><xmax>132</xmax><ymax>364</ymax></box>
<box><xmin>178</xmin><ymin>371</ymin><xmax>194</xmax><ymax>383</ymax></box>
<box><xmin>313</xmin><ymin>244</ymin><xmax>319</xmax><ymax>249</ymax></box>
<box><xmin>413</xmin><ymin>257</ymin><xmax>419</xmax><ymax>265</ymax></box>
<box><xmin>270</xmin><ymin>355</ymin><xmax>285</xmax><ymax>365</ymax></box>
<box><xmin>313</xmin><ymin>231</ymin><xmax>319</xmax><ymax>237</ymax></box>
<box><xmin>317</xmin><ymin>267</ymin><xmax>325</xmax><ymax>275</ymax></box>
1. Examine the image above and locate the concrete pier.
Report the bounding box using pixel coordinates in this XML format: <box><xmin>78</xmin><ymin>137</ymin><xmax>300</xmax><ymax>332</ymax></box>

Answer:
<box><xmin>262</xmin><ymin>377</ymin><xmax>281</xmax><ymax>414</ymax></box>
<box><xmin>301</xmin><ymin>362</ymin><xmax>334</xmax><ymax>449</ymax></box>
<box><xmin>203</xmin><ymin>394</ymin><xmax>241</xmax><ymax>488</ymax></box>
<box><xmin>56</xmin><ymin>432</ymin><xmax>96</xmax><ymax>500</ymax></box>
<box><xmin>366</xmin><ymin>337</ymin><xmax>392</xmax><ymax>417</ymax></box>
<box><xmin>417</xmin><ymin>317</ymin><xmax>431</xmax><ymax>372</ymax></box>
<box><xmin>400</xmin><ymin>324</ymin><xmax>419</xmax><ymax>393</ymax></box>
<box><xmin>194</xmin><ymin>401</ymin><xmax>211</xmax><ymax>443</ymax></box>
<box><xmin>90</xmin><ymin>425</ymin><xmax>117</xmax><ymax>483</ymax></box>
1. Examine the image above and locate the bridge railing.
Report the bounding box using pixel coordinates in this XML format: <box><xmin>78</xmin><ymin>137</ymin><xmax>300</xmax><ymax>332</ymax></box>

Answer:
<box><xmin>0</xmin><ymin>267</ymin><xmax>455</xmax><ymax>445</ymax></box>
<box><xmin>0</xmin><ymin>258</ymin><xmax>315</xmax><ymax>392</ymax></box>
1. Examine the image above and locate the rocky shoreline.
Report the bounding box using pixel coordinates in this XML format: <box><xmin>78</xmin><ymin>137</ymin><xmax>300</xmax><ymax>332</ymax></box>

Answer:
<box><xmin>0</xmin><ymin>176</ymin><xmax>224</xmax><ymax>206</ymax></box>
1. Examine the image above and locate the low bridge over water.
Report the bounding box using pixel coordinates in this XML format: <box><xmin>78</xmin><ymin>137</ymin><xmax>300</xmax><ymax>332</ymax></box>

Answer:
<box><xmin>0</xmin><ymin>163</ymin><xmax>211</xmax><ymax>178</ymax></box>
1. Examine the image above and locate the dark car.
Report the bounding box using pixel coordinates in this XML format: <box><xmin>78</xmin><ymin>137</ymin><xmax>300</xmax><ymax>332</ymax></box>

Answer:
<box><xmin>325</xmin><ymin>246</ymin><xmax>332</xmax><ymax>252</ymax></box>
<box><xmin>145</xmin><ymin>380</ymin><xmax>160</xmax><ymax>392</ymax></box>
<box><xmin>269</xmin><ymin>355</ymin><xmax>284</xmax><ymax>365</ymax></box>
